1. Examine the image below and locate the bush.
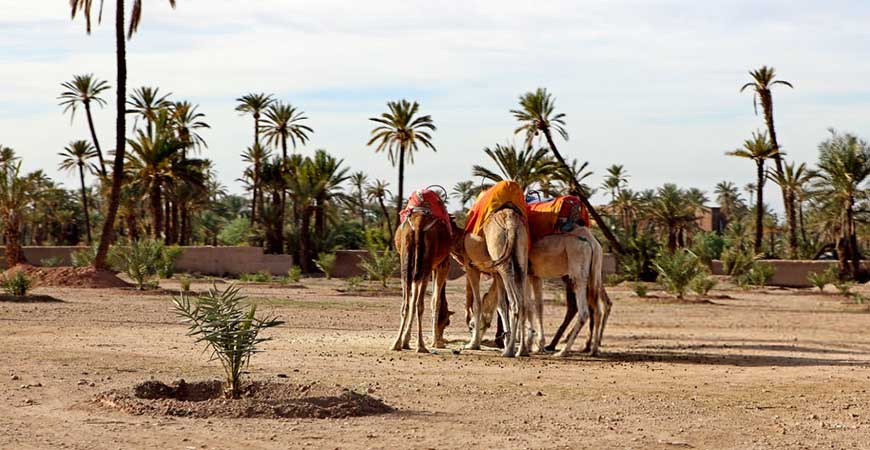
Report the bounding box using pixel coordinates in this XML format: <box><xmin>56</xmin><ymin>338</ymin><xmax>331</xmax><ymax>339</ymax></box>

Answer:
<box><xmin>286</xmin><ymin>266</ymin><xmax>302</xmax><ymax>283</ymax></box>
<box><xmin>158</xmin><ymin>245</ymin><xmax>183</xmax><ymax>278</ymax></box>
<box><xmin>738</xmin><ymin>261</ymin><xmax>775</xmax><ymax>287</ymax></box>
<box><xmin>172</xmin><ymin>284</ymin><xmax>283</xmax><ymax>399</ymax></box>
<box><xmin>240</xmin><ymin>271</ymin><xmax>271</xmax><ymax>283</ymax></box>
<box><xmin>39</xmin><ymin>256</ymin><xmax>62</xmax><ymax>267</ymax></box>
<box><xmin>632</xmin><ymin>282</ymin><xmax>648</xmax><ymax>298</ymax></box>
<box><xmin>618</xmin><ymin>228</ymin><xmax>660</xmax><ymax>281</ymax></box>
<box><xmin>653</xmin><ymin>249</ymin><xmax>703</xmax><ymax>299</ymax></box>
<box><xmin>108</xmin><ymin>239</ymin><xmax>169</xmax><ymax>290</ymax></box>
<box><xmin>722</xmin><ymin>246</ymin><xmax>758</xmax><ymax>277</ymax></box>
<box><xmin>807</xmin><ymin>268</ymin><xmax>836</xmax><ymax>292</ymax></box>
<box><xmin>344</xmin><ymin>276</ymin><xmax>365</xmax><ymax>292</ymax></box>
<box><xmin>691</xmin><ymin>232</ymin><xmax>725</xmax><ymax>269</ymax></box>
<box><xmin>315</xmin><ymin>252</ymin><xmax>337</xmax><ymax>279</ymax></box>
<box><xmin>70</xmin><ymin>245</ymin><xmax>97</xmax><ymax>268</ymax></box>
<box><xmin>179</xmin><ymin>275</ymin><xmax>192</xmax><ymax>293</ymax></box>
<box><xmin>690</xmin><ymin>274</ymin><xmax>717</xmax><ymax>296</ymax></box>
<box><xmin>358</xmin><ymin>248</ymin><xmax>399</xmax><ymax>288</ymax></box>
<box><xmin>217</xmin><ymin>217</ymin><xmax>251</xmax><ymax>246</ymax></box>
<box><xmin>834</xmin><ymin>281</ymin><xmax>855</xmax><ymax>297</ymax></box>
<box><xmin>1</xmin><ymin>271</ymin><xmax>30</xmax><ymax>296</ymax></box>
<box><xmin>605</xmin><ymin>273</ymin><xmax>625</xmax><ymax>287</ymax></box>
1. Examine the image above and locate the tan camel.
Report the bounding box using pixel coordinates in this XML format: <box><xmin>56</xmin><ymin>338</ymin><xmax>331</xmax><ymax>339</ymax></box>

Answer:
<box><xmin>461</xmin><ymin>208</ymin><xmax>536</xmax><ymax>357</ymax></box>
<box><xmin>392</xmin><ymin>205</ymin><xmax>453</xmax><ymax>353</ymax></box>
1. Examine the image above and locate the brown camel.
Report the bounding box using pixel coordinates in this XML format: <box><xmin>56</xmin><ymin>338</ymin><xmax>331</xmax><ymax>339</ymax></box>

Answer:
<box><xmin>392</xmin><ymin>200</ymin><xmax>453</xmax><ymax>353</ymax></box>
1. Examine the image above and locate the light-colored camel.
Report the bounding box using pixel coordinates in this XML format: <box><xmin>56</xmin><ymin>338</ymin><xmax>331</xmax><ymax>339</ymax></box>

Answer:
<box><xmin>460</xmin><ymin>207</ymin><xmax>536</xmax><ymax>357</ymax></box>
<box><xmin>529</xmin><ymin>226</ymin><xmax>610</xmax><ymax>356</ymax></box>
<box><xmin>392</xmin><ymin>208</ymin><xmax>453</xmax><ymax>353</ymax></box>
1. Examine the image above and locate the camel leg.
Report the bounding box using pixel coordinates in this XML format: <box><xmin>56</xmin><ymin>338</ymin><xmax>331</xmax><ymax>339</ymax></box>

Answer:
<box><xmin>499</xmin><ymin>266</ymin><xmax>522</xmax><ymax>358</ymax></box>
<box><xmin>464</xmin><ymin>276</ymin><xmax>474</xmax><ymax>328</ymax></box>
<box><xmin>583</xmin><ymin>290</ymin><xmax>599</xmax><ymax>355</ymax></box>
<box><xmin>596</xmin><ymin>288</ymin><xmax>613</xmax><ymax>348</ymax></box>
<box><xmin>464</xmin><ymin>267</ymin><xmax>483</xmax><ymax>350</ymax></box>
<box><xmin>528</xmin><ymin>275</ymin><xmax>546</xmax><ymax>353</ymax></box>
<box><xmin>402</xmin><ymin>280</ymin><xmax>420</xmax><ymax>349</ymax></box>
<box><xmin>392</xmin><ymin>276</ymin><xmax>413</xmax><ymax>351</ymax></box>
<box><xmin>415</xmin><ymin>278</ymin><xmax>430</xmax><ymax>353</ymax></box>
<box><xmin>556</xmin><ymin>247</ymin><xmax>592</xmax><ymax>358</ymax></box>
<box><xmin>546</xmin><ymin>276</ymin><xmax>577</xmax><ymax>352</ymax></box>
<box><xmin>431</xmin><ymin>261</ymin><xmax>449</xmax><ymax>348</ymax></box>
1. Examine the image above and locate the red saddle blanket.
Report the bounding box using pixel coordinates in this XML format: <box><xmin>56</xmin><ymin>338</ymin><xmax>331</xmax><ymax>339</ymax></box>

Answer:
<box><xmin>464</xmin><ymin>180</ymin><xmax>528</xmax><ymax>237</ymax></box>
<box><xmin>526</xmin><ymin>195</ymin><xmax>589</xmax><ymax>241</ymax></box>
<box><xmin>399</xmin><ymin>189</ymin><xmax>450</xmax><ymax>228</ymax></box>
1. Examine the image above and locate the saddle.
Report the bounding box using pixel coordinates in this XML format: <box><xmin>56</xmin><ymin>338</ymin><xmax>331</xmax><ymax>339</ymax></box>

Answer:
<box><xmin>399</xmin><ymin>188</ymin><xmax>451</xmax><ymax>233</ymax></box>
<box><xmin>464</xmin><ymin>180</ymin><xmax>528</xmax><ymax>237</ymax></box>
<box><xmin>526</xmin><ymin>195</ymin><xmax>589</xmax><ymax>242</ymax></box>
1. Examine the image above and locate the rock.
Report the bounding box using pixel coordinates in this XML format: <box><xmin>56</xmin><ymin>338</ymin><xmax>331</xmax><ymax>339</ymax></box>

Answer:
<box><xmin>11</xmin><ymin>374</ymin><xmax>19</xmax><ymax>381</ymax></box>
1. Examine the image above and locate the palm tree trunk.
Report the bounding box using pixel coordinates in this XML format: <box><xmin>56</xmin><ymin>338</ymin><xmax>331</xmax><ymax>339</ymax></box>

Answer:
<box><xmin>848</xmin><ymin>196</ymin><xmax>860</xmax><ymax>278</ymax></box>
<box><xmin>250</xmin><ymin>116</ymin><xmax>260</xmax><ymax>226</ymax></box>
<box><xmin>151</xmin><ymin>184</ymin><xmax>162</xmax><ymax>241</ymax></box>
<box><xmin>126</xmin><ymin>212</ymin><xmax>139</xmax><ymax>241</ymax></box>
<box><xmin>395</xmin><ymin>145</ymin><xmax>405</xmax><ymax>232</ymax></box>
<box><xmin>280</xmin><ymin>135</ymin><xmax>288</xmax><ymax>252</ymax></box>
<box><xmin>754</xmin><ymin>161</ymin><xmax>764</xmax><ymax>253</ymax></box>
<box><xmin>541</xmin><ymin>127</ymin><xmax>624</xmax><ymax>254</ymax></box>
<box><xmin>78</xmin><ymin>164</ymin><xmax>93</xmax><ymax>244</ymax></box>
<box><xmin>314</xmin><ymin>196</ymin><xmax>325</xmax><ymax>239</ymax></box>
<box><xmin>761</xmin><ymin>91</ymin><xmax>797</xmax><ymax>257</ymax></box>
<box><xmin>300</xmin><ymin>206</ymin><xmax>313</xmax><ymax>272</ymax></box>
<box><xmin>93</xmin><ymin>0</ymin><xmax>127</xmax><ymax>270</ymax></box>
<box><xmin>798</xmin><ymin>199</ymin><xmax>807</xmax><ymax>245</ymax></box>
<box><xmin>84</xmin><ymin>102</ymin><xmax>108</xmax><ymax>178</ymax></box>
<box><xmin>164</xmin><ymin>199</ymin><xmax>172</xmax><ymax>244</ymax></box>
<box><xmin>170</xmin><ymin>199</ymin><xmax>180</xmax><ymax>244</ymax></box>
<box><xmin>378</xmin><ymin>198</ymin><xmax>390</xmax><ymax>233</ymax></box>
<box><xmin>4</xmin><ymin>216</ymin><xmax>24</xmax><ymax>268</ymax></box>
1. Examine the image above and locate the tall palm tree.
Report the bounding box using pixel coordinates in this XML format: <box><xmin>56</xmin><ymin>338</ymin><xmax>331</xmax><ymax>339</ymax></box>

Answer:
<box><xmin>58</xmin><ymin>140</ymin><xmax>99</xmax><ymax>243</ymax></box>
<box><xmin>611</xmin><ymin>188</ymin><xmax>640</xmax><ymax>231</ymax></box>
<box><xmin>451</xmin><ymin>180</ymin><xmax>477</xmax><ymax>210</ymax></box>
<box><xmin>645</xmin><ymin>184</ymin><xmax>698</xmax><ymax>252</ymax></box>
<box><xmin>349</xmin><ymin>171</ymin><xmax>369</xmax><ymax>226</ymax></box>
<box><xmin>727</xmin><ymin>131</ymin><xmax>780</xmax><ymax>252</ymax></box>
<box><xmin>741</xmin><ymin>66</ymin><xmax>796</xmax><ymax>255</ymax></box>
<box><xmin>714</xmin><ymin>181</ymin><xmax>745</xmax><ymax>225</ymax></box>
<box><xmin>235</xmin><ymin>93</ymin><xmax>274</xmax><ymax>224</ymax></box>
<box><xmin>260</xmin><ymin>102</ymin><xmax>313</xmax><ymax>160</ymax></box>
<box><xmin>471</xmin><ymin>144</ymin><xmax>556</xmax><ymax>190</ymax></box>
<box><xmin>366</xmin><ymin>179</ymin><xmax>392</xmax><ymax>233</ymax></box>
<box><xmin>0</xmin><ymin>159</ymin><xmax>28</xmax><ymax>267</ymax></box>
<box><xmin>127</xmin><ymin>86</ymin><xmax>172</xmax><ymax>137</ymax></box>
<box><xmin>511</xmin><ymin>88</ymin><xmax>622</xmax><ymax>253</ymax></box>
<box><xmin>768</xmin><ymin>161</ymin><xmax>812</xmax><ymax>253</ymax></box>
<box><xmin>811</xmin><ymin>130</ymin><xmax>870</xmax><ymax>279</ymax></box>
<box><xmin>257</xmin><ymin>158</ymin><xmax>288</xmax><ymax>254</ymax></box>
<box><xmin>553</xmin><ymin>158</ymin><xmax>594</xmax><ymax>198</ymax></box>
<box><xmin>241</xmin><ymin>143</ymin><xmax>270</xmax><ymax>225</ymax></box>
<box><xmin>70</xmin><ymin>0</ymin><xmax>179</xmax><ymax>270</ymax></box>
<box><xmin>367</xmin><ymin>99</ymin><xmax>436</xmax><ymax>230</ymax></box>
<box><xmin>58</xmin><ymin>74</ymin><xmax>110</xmax><ymax>177</ymax></box>
<box><xmin>601</xmin><ymin>164</ymin><xmax>629</xmax><ymax>201</ymax></box>
<box><xmin>170</xmin><ymin>100</ymin><xmax>209</xmax><ymax>153</ymax></box>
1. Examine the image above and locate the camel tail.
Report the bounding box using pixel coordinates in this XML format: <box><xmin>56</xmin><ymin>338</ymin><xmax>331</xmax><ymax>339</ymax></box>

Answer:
<box><xmin>488</xmin><ymin>213</ymin><xmax>517</xmax><ymax>270</ymax></box>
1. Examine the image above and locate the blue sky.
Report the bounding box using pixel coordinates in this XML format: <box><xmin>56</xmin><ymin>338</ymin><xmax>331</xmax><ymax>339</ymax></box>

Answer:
<box><xmin>2</xmin><ymin>0</ymin><xmax>870</xmax><ymax>212</ymax></box>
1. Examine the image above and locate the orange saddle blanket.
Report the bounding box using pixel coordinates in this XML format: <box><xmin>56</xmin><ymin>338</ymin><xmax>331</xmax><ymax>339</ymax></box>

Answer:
<box><xmin>464</xmin><ymin>180</ymin><xmax>528</xmax><ymax>237</ymax></box>
<box><xmin>526</xmin><ymin>195</ymin><xmax>589</xmax><ymax>241</ymax></box>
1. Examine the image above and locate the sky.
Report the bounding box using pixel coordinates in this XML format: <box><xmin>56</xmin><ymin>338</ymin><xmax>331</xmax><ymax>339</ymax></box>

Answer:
<box><xmin>2</xmin><ymin>0</ymin><xmax>870</xmax><ymax>213</ymax></box>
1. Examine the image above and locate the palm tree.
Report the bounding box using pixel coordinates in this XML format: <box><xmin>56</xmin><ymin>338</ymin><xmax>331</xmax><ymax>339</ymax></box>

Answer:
<box><xmin>0</xmin><ymin>158</ymin><xmax>28</xmax><ymax>267</ymax></box>
<box><xmin>601</xmin><ymin>164</ymin><xmax>629</xmax><ymax>201</ymax></box>
<box><xmin>768</xmin><ymin>161</ymin><xmax>813</xmax><ymax>254</ymax></box>
<box><xmin>366</xmin><ymin>179</ymin><xmax>392</xmax><ymax>233</ymax></box>
<box><xmin>58</xmin><ymin>74</ymin><xmax>110</xmax><ymax>177</ymax></box>
<box><xmin>511</xmin><ymin>88</ymin><xmax>622</xmax><ymax>253</ymax></box>
<box><xmin>349</xmin><ymin>171</ymin><xmax>369</xmax><ymax>226</ymax></box>
<box><xmin>235</xmin><ymin>93</ymin><xmax>274</xmax><ymax>224</ymax></box>
<box><xmin>241</xmin><ymin>143</ymin><xmax>270</xmax><ymax>225</ymax></box>
<box><xmin>58</xmin><ymin>140</ymin><xmax>99</xmax><ymax>243</ymax></box>
<box><xmin>258</xmin><ymin>158</ymin><xmax>288</xmax><ymax>254</ymax></box>
<box><xmin>127</xmin><ymin>86</ymin><xmax>172</xmax><ymax>137</ymax></box>
<box><xmin>714</xmin><ymin>181</ymin><xmax>745</xmax><ymax>225</ymax></box>
<box><xmin>367</xmin><ymin>99</ymin><xmax>436</xmax><ymax>230</ymax></box>
<box><xmin>741</xmin><ymin>66</ymin><xmax>797</xmax><ymax>255</ymax></box>
<box><xmin>611</xmin><ymin>188</ymin><xmax>640</xmax><ymax>231</ymax></box>
<box><xmin>645</xmin><ymin>184</ymin><xmax>698</xmax><ymax>252</ymax></box>
<box><xmin>451</xmin><ymin>180</ymin><xmax>477</xmax><ymax>210</ymax></box>
<box><xmin>261</xmin><ymin>102</ymin><xmax>312</xmax><ymax>160</ymax></box>
<box><xmin>553</xmin><ymin>158</ymin><xmax>594</xmax><ymax>198</ymax></box>
<box><xmin>727</xmin><ymin>131</ymin><xmax>780</xmax><ymax>253</ymax></box>
<box><xmin>70</xmin><ymin>0</ymin><xmax>179</xmax><ymax>270</ymax></box>
<box><xmin>811</xmin><ymin>130</ymin><xmax>870</xmax><ymax>279</ymax></box>
<box><xmin>471</xmin><ymin>144</ymin><xmax>556</xmax><ymax>190</ymax></box>
<box><xmin>170</xmin><ymin>101</ymin><xmax>209</xmax><ymax>153</ymax></box>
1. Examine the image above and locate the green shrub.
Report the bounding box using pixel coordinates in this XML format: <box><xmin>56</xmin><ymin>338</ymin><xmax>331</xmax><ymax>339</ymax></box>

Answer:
<box><xmin>690</xmin><ymin>274</ymin><xmax>717</xmax><ymax>296</ymax></box>
<box><xmin>344</xmin><ymin>276</ymin><xmax>365</xmax><ymax>292</ymax></box>
<box><xmin>70</xmin><ymin>246</ymin><xmax>97</xmax><ymax>268</ymax></box>
<box><xmin>358</xmin><ymin>248</ymin><xmax>399</xmax><ymax>288</ymax></box>
<box><xmin>108</xmin><ymin>239</ymin><xmax>168</xmax><ymax>290</ymax></box>
<box><xmin>315</xmin><ymin>252</ymin><xmax>337</xmax><ymax>279</ymax></box>
<box><xmin>158</xmin><ymin>245</ymin><xmax>183</xmax><ymax>278</ymax></box>
<box><xmin>722</xmin><ymin>246</ymin><xmax>758</xmax><ymax>277</ymax></box>
<box><xmin>605</xmin><ymin>273</ymin><xmax>625</xmax><ymax>287</ymax></box>
<box><xmin>286</xmin><ymin>266</ymin><xmax>302</xmax><ymax>283</ymax></box>
<box><xmin>240</xmin><ymin>271</ymin><xmax>271</xmax><ymax>283</ymax></box>
<box><xmin>1</xmin><ymin>271</ymin><xmax>30</xmax><ymax>296</ymax></box>
<box><xmin>737</xmin><ymin>261</ymin><xmax>775</xmax><ymax>287</ymax></box>
<box><xmin>618</xmin><ymin>228</ymin><xmax>660</xmax><ymax>281</ymax></box>
<box><xmin>632</xmin><ymin>282</ymin><xmax>648</xmax><ymax>298</ymax></box>
<box><xmin>39</xmin><ymin>256</ymin><xmax>62</xmax><ymax>267</ymax></box>
<box><xmin>834</xmin><ymin>281</ymin><xmax>855</xmax><ymax>297</ymax></box>
<box><xmin>807</xmin><ymin>268</ymin><xmax>836</xmax><ymax>292</ymax></box>
<box><xmin>217</xmin><ymin>217</ymin><xmax>251</xmax><ymax>246</ymax></box>
<box><xmin>172</xmin><ymin>284</ymin><xmax>283</xmax><ymax>399</ymax></box>
<box><xmin>653</xmin><ymin>249</ymin><xmax>703</xmax><ymax>299</ymax></box>
<box><xmin>691</xmin><ymin>231</ymin><xmax>725</xmax><ymax>268</ymax></box>
<box><xmin>179</xmin><ymin>275</ymin><xmax>192</xmax><ymax>293</ymax></box>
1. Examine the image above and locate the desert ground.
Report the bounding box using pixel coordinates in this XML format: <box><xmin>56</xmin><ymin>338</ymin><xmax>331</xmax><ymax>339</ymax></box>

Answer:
<box><xmin>2</xmin><ymin>278</ymin><xmax>870</xmax><ymax>450</ymax></box>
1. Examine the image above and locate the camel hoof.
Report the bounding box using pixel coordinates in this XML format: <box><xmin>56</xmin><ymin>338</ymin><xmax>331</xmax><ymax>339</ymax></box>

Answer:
<box><xmin>402</xmin><ymin>344</ymin><xmax>411</xmax><ymax>350</ymax></box>
<box><xmin>391</xmin><ymin>342</ymin><xmax>403</xmax><ymax>351</ymax></box>
<box><xmin>464</xmin><ymin>342</ymin><xmax>480</xmax><ymax>350</ymax></box>
<box><xmin>502</xmin><ymin>348</ymin><xmax>516</xmax><ymax>358</ymax></box>
<box><xmin>554</xmin><ymin>350</ymin><xmax>570</xmax><ymax>358</ymax></box>
<box><xmin>544</xmin><ymin>345</ymin><xmax>557</xmax><ymax>352</ymax></box>
<box><xmin>433</xmin><ymin>340</ymin><xmax>447</xmax><ymax>349</ymax></box>
<box><xmin>416</xmin><ymin>347</ymin><xmax>429</xmax><ymax>354</ymax></box>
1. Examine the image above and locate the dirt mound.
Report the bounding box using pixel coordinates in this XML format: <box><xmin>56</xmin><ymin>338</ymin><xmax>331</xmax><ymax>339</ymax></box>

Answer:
<box><xmin>5</xmin><ymin>264</ymin><xmax>129</xmax><ymax>289</ymax></box>
<box><xmin>96</xmin><ymin>379</ymin><xmax>394</xmax><ymax>419</ymax></box>
<box><xmin>0</xmin><ymin>294</ymin><xmax>63</xmax><ymax>303</ymax></box>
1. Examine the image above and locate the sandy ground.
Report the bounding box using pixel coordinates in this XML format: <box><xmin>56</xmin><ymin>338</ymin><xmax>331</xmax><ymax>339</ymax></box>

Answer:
<box><xmin>2</xmin><ymin>277</ymin><xmax>870</xmax><ymax>450</ymax></box>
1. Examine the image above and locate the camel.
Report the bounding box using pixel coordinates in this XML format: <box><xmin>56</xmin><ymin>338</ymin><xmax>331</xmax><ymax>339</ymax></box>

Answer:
<box><xmin>392</xmin><ymin>191</ymin><xmax>453</xmax><ymax>353</ymax></box>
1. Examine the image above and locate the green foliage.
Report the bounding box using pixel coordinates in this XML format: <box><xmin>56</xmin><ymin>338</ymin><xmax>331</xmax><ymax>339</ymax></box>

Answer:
<box><xmin>70</xmin><ymin>245</ymin><xmax>97</xmax><ymax>268</ymax></box>
<box><xmin>315</xmin><ymin>252</ymin><xmax>337</xmax><ymax>279</ymax></box>
<box><xmin>632</xmin><ymin>282</ymin><xmax>648</xmax><ymax>298</ymax></box>
<box><xmin>172</xmin><ymin>284</ymin><xmax>284</xmax><ymax>399</ymax></box>
<box><xmin>807</xmin><ymin>268</ymin><xmax>836</xmax><ymax>292</ymax></box>
<box><xmin>344</xmin><ymin>276</ymin><xmax>365</xmax><ymax>292</ymax></box>
<box><xmin>39</xmin><ymin>256</ymin><xmax>62</xmax><ymax>267</ymax></box>
<box><xmin>1</xmin><ymin>271</ymin><xmax>30</xmax><ymax>296</ymax></box>
<box><xmin>691</xmin><ymin>232</ymin><xmax>725</xmax><ymax>268</ymax></box>
<box><xmin>108</xmin><ymin>239</ymin><xmax>173</xmax><ymax>290</ymax></box>
<box><xmin>240</xmin><ymin>271</ymin><xmax>271</xmax><ymax>283</ymax></box>
<box><xmin>605</xmin><ymin>273</ymin><xmax>625</xmax><ymax>287</ymax></box>
<box><xmin>653</xmin><ymin>249</ymin><xmax>704</xmax><ymax>299</ymax></box>
<box><xmin>618</xmin><ymin>228</ymin><xmax>660</xmax><ymax>281</ymax></box>
<box><xmin>358</xmin><ymin>248</ymin><xmax>399</xmax><ymax>288</ymax></box>
<box><xmin>286</xmin><ymin>266</ymin><xmax>302</xmax><ymax>283</ymax></box>
<box><xmin>364</xmin><ymin>227</ymin><xmax>391</xmax><ymax>251</ymax></box>
<box><xmin>690</xmin><ymin>274</ymin><xmax>718</xmax><ymax>296</ymax></box>
<box><xmin>834</xmin><ymin>281</ymin><xmax>855</xmax><ymax>297</ymax></box>
<box><xmin>179</xmin><ymin>275</ymin><xmax>192</xmax><ymax>293</ymax></box>
<box><xmin>737</xmin><ymin>261</ymin><xmax>775</xmax><ymax>287</ymax></box>
<box><xmin>158</xmin><ymin>245</ymin><xmax>182</xmax><ymax>278</ymax></box>
<box><xmin>218</xmin><ymin>217</ymin><xmax>251</xmax><ymax>246</ymax></box>
<box><xmin>722</xmin><ymin>245</ymin><xmax>759</xmax><ymax>277</ymax></box>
